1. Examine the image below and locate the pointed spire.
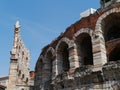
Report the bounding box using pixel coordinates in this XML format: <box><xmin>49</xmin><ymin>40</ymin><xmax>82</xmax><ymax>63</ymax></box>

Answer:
<box><xmin>14</xmin><ymin>20</ymin><xmax>20</xmax><ymax>34</ymax></box>
<box><xmin>15</xmin><ymin>20</ymin><xmax>20</xmax><ymax>28</ymax></box>
<box><xmin>13</xmin><ymin>21</ymin><xmax>21</xmax><ymax>48</ymax></box>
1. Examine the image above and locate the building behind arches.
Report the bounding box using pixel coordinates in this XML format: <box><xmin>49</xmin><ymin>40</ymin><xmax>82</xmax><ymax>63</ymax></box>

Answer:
<box><xmin>34</xmin><ymin>0</ymin><xmax>120</xmax><ymax>90</ymax></box>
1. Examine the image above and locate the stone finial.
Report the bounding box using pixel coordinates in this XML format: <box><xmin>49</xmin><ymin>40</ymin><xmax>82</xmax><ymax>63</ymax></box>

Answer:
<box><xmin>15</xmin><ymin>20</ymin><xmax>20</xmax><ymax>28</ymax></box>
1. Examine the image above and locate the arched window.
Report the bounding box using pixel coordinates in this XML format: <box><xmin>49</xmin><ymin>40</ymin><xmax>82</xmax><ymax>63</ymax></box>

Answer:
<box><xmin>76</xmin><ymin>33</ymin><xmax>93</xmax><ymax>65</ymax></box>
<box><xmin>26</xmin><ymin>78</ymin><xmax>28</xmax><ymax>83</ymax></box>
<box><xmin>22</xmin><ymin>74</ymin><xmax>24</xmax><ymax>79</ymax></box>
<box><xmin>102</xmin><ymin>13</ymin><xmax>120</xmax><ymax>62</ymax></box>
<box><xmin>103</xmin><ymin>13</ymin><xmax>120</xmax><ymax>42</ymax></box>
<box><xmin>57</xmin><ymin>42</ymin><xmax>70</xmax><ymax>72</ymax></box>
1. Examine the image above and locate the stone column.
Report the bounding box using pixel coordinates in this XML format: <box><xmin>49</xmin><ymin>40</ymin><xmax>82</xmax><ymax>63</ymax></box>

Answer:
<box><xmin>92</xmin><ymin>30</ymin><xmax>107</xmax><ymax>71</ymax></box>
<box><xmin>7</xmin><ymin>60</ymin><xmax>17</xmax><ymax>90</ymax></box>
<box><xmin>56</xmin><ymin>52</ymin><xmax>63</xmax><ymax>75</ymax></box>
<box><xmin>52</xmin><ymin>57</ymin><xmax>57</xmax><ymax>80</ymax></box>
<box><xmin>69</xmin><ymin>42</ymin><xmax>79</xmax><ymax>76</ymax></box>
<box><xmin>42</xmin><ymin>58</ymin><xmax>50</xmax><ymax>82</ymax></box>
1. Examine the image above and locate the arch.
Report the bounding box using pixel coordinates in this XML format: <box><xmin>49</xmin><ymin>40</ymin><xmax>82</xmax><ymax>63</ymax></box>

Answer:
<box><xmin>45</xmin><ymin>47</ymin><xmax>55</xmax><ymax>80</ymax></box>
<box><xmin>74</xmin><ymin>31</ymin><xmax>93</xmax><ymax>66</ymax></box>
<box><xmin>104</xmin><ymin>14</ymin><xmax>120</xmax><ymax>41</ymax></box>
<box><xmin>41</xmin><ymin>48</ymin><xmax>55</xmax><ymax>90</ymax></box>
<box><xmin>56</xmin><ymin>37</ymin><xmax>71</xmax><ymax>73</ymax></box>
<box><xmin>94</xmin><ymin>7</ymin><xmax>120</xmax><ymax>64</ymax></box>
<box><xmin>74</xmin><ymin>28</ymin><xmax>93</xmax><ymax>38</ymax></box>
<box><xmin>95</xmin><ymin>7</ymin><xmax>120</xmax><ymax>33</ymax></box>
<box><xmin>95</xmin><ymin>7</ymin><xmax>120</xmax><ymax>61</ymax></box>
<box><xmin>56</xmin><ymin>37</ymin><xmax>72</xmax><ymax>51</ymax></box>
<box><xmin>45</xmin><ymin>47</ymin><xmax>55</xmax><ymax>58</ymax></box>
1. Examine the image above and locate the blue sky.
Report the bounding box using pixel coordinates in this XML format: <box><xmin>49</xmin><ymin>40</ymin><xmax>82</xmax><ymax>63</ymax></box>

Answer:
<box><xmin>0</xmin><ymin>0</ymin><xmax>100</xmax><ymax>76</ymax></box>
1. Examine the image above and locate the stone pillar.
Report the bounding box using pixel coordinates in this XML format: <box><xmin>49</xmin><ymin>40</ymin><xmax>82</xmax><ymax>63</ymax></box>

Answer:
<box><xmin>7</xmin><ymin>60</ymin><xmax>17</xmax><ymax>90</ymax></box>
<box><xmin>42</xmin><ymin>59</ymin><xmax>50</xmax><ymax>82</ymax></box>
<box><xmin>52</xmin><ymin>57</ymin><xmax>57</xmax><ymax>80</ymax></box>
<box><xmin>69</xmin><ymin>42</ymin><xmax>79</xmax><ymax>76</ymax></box>
<box><xmin>56</xmin><ymin>52</ymin><xmax>63</xmax><ymax>75</ymax></box>
<box><xmin>92</xmin><ymin>30</ymin><xmax>107</xmax><ymax>71</ymax></box>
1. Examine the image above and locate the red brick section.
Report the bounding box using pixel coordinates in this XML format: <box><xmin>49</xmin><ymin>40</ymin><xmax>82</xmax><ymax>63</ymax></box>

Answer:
<box><xmin>66</xmin><ymin>5</ymin><xmax>120</xmax><ymax>40</ymax></box>
<box><xmin>40</xmin><ymin>4</ymin><xmax>120</xmax><ymax>62</ymax></box>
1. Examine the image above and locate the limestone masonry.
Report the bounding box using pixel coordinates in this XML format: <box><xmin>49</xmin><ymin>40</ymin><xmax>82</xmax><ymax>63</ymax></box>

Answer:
<box><xmin>7</xmin><ymin>21</ymin><xmax>31</xmax><ymax>90</ymax></box>
<box><xmin>34</xmin><ymin>0</ymin><xmax>120</xmax><ymax>90</ymax></box>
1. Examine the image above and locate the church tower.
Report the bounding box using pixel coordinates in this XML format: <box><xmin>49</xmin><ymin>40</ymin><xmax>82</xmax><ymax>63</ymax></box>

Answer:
<box><xmin>7</xmin><ymin>21</ymin><xmax>30</xmax><ymax>90</ymax></box>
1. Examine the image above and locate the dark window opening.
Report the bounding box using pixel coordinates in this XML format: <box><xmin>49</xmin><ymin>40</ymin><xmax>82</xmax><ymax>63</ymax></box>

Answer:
<box><xmin>26</xmin><ymin>78</ymin><xmax>28</xmax><ymax>83</ymax></box>
<box><xmin>106</xmin><ymin>25</ymin><xmax>120</xmax><ymax>41</ymax></box>
<box><xmin>103</xmin><ymin>13</ymin><xmax>120</xmax><ymax>42</ymax></box>
<box><xmin>109</xmin><ymin>46</ymin><xmax>120</xmax><ymax>61</ymax></box>
<box><xmin>80</xmin><ymin>35</ymin><xmax>93</xmax><ymax>65</ymax></box>
<box><xmin>76</xmin><ymin>33</ymin><xmax>93</xmax><ymax>65</ymax></box>
<box><xmin>62</xmin><ymin>45</ymin><xmax>70</xmax><ymax>72</ymax></box>
<box><xmin>22</xmin><ymin>74</ymin><xmax>24</xmax><ymax>79</ymax></box>
<box><xmin>22</xmin><ymin>51</ymin><xmax>24</xmax><ymax>55</ymax></box>
<box><xmin>46</xmin><ymin>51</ymin><xmax>53</xmax><ymax>73</ymax></box>
<box><xmin>57</xmin><ymin>42</ymin><xmax>70</xmax><ymax>72</ymax></box>
<box><xmin>26</xmin><ymin>57</ymin><xmax>28</xmax><ymax>60</ymax></box>
<box><xmin>102</xmin><ymin>13</ymin><xmax>120</xmax><ymax>62</ymax></box>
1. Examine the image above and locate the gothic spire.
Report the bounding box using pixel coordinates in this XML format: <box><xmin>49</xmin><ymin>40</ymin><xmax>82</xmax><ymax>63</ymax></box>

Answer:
<box><xmin>13</xmin><ymin>21</ymin><xmax>21</xmax><ymax>48</ymax></box>
<box><xmin>14</xmin><ymin>20</ymin><xmax>20</xmax><ymax>33</ymax></box>
<box><xmin>15</xmin><ymin>20</ymin><xmax>20</xmax><ymax>28</ymax></box>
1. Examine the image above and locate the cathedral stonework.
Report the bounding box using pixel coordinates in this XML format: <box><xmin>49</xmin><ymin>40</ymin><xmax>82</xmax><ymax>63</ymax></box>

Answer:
<box><xmin>34</xmin><ymin>1</ymin><xmax>120</xmax><ymax>90</ymax></box>
<box><xmin>7</xmin><ymin>21</ymin><xmax>30</xmax><ymax>90</ymax></box>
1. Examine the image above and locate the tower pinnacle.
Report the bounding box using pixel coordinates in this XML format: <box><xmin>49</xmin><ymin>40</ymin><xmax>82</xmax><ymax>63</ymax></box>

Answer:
<box><xmin>13</xmin><ymin>21</ymin><xmax>21</xmax><ymax>48</ymax></box>
<box><xmin>15</xmin><ymin>20</ymin><xmax>20</xmax><ymax>28</ymax></box>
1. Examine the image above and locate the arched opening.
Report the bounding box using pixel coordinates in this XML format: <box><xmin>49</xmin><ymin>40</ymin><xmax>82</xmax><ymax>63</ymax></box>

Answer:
<box><xmin>109</xmin><ymin>46</ymin><xmax>120</xmax><ymax>61</ymax></box>
<box><xmin>107</xmin><ymin>25</ymin><xmax>120</xmax><ymax>41</ymax></box>
<box><xmin>102</xmin><ymin>13</ymin><xmax>120</xmax><ymax>62</ymax></box>
<box><xmin>76</xmin><ymin>33</ymin><xmax>93</xmax><ymax>65</ymax></box>
<box><xmin>103</xmin><ymin>13</ymin><xmax>120</xmax><ymax>42</ymax></box>
<box><xmin>46</xmin><ymin>51</ymin><xmax>54</xmax><ymax>80</ymax></box>
<box><xmin>45</xmin><ymin>50</ymin><xmax>54</xmax><ymax>90</ymax></box>
<box><xmin>57</xmin><ymin>42</ymin><xmax>70</xmax><ymax>72</ymax></box>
